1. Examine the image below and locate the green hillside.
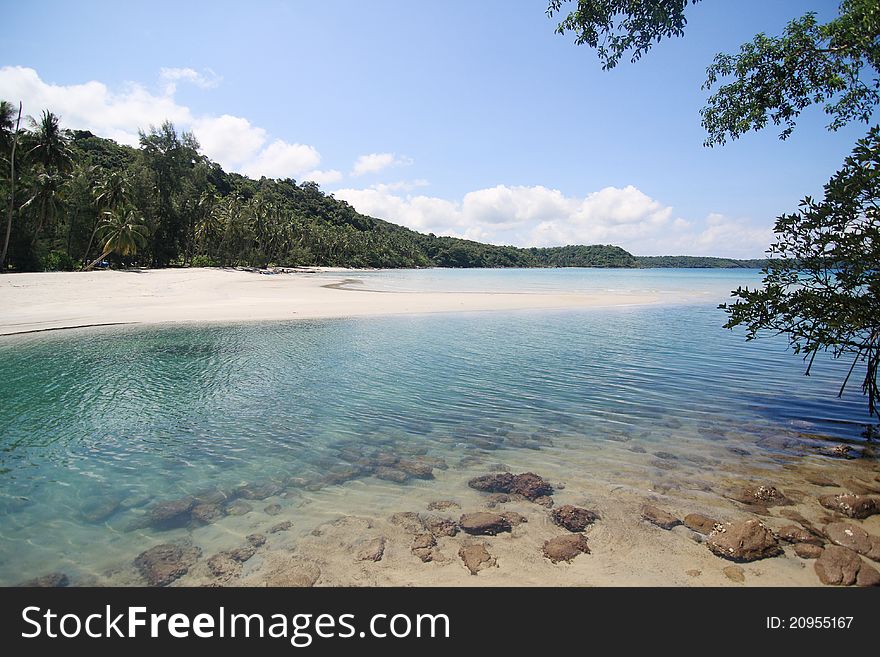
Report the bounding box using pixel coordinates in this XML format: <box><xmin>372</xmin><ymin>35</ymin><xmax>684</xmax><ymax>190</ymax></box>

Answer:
<box><xmin>0</xmin><ymin>115</ymin><xmax>768</xmax><ymax>272</ymax></box>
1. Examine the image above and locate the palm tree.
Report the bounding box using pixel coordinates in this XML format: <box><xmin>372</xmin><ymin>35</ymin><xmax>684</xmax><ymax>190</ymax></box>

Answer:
<box><xmin>84</xmin><ymin>208</ymin><xmax>148</xmax><ymax>271</ymax></box>
<box><xmin>193</xmin><ymin>191</ymin><xmax>219</xmax><ymax>258</ymax></box>
<box><xmin>0</xmin><ymin>100</ymin><xmax>22</xmax><ymax>271</ymax></box>
<box><xmin>83</xmin><ymin>171</ymin><xmax>128</xmax><ymax>264</ymax></box>
<box><xmin>28</xmin><ymin>110</ymin><xmax>72</xmax><ymax>174</ymax></box>
<box><xmin>20</xmin><ymin>171</ymin><xmax>64</xmax><ymax>243</ymax></box>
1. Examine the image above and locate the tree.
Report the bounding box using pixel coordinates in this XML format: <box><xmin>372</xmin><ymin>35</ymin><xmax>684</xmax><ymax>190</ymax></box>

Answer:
<box><xmin>20</xmin><ymin>171</ymin><xmax>65</xmax><ymax>244</ymax></box>
<box><xmin>84</xmin><ymin>207</ymin><xmax>148</xmax><ymax>271</ymax></box>
<box><xmin>0</xmin><ymin>100</ymin><xmax>22</xmax><ymax>271</ymax></box>
<box><xmin>722</xmin><ymin>128</ymin><xmax>880</xmax><ymax>419</ymax></box>
<box><xmin>27</xmin><ymin>110</ymin><xmax>73</xmax><ymax>173</ymax></box>
<box><xmin>549</xmin><ymin>0</ymin><xmax>879</xmax><ymax>143</ymax></box>
<box><xmin>84</xmin><ymin>170</ymin><xmax>129</xmax><ymax>265</ymax></box>
<box><xmin>549</xmin><ymin>0</ymin><xmax>880</xmax><ymax>421</ymax></box>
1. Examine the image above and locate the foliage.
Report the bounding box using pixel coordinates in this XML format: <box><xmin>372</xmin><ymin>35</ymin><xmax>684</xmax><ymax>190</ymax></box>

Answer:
<box><xmin>636</xmin><ymin>255</ymin><xmax>771</xmax><ymax>269</ymax></box>
<box><xmin>530</xmin><ymin>244</ymin><xmax>637</xmax><ymax>267</ymax></box>
<box><xmin>701</xmin><ymin>0</ymin><xmax>880</xmax><ymax>145</ymax></box>
<box><xmin>0</xmin><ymin>106</ymin><xmax>776</xmax><ymax>274</ymax></box>
<box><xmin>721</xmin><ymin>127</ymin><xmax>880</xmax><ymax>418</ymax></box>
<box><xmin>547</xmin><ymin>0</ymin><xmax>700</xmax><ymax>70</ymax></box>
<box><xmin>42</xmin><ymin>249</ymin><xmax>76</xmax><ymax>271</ymax></box>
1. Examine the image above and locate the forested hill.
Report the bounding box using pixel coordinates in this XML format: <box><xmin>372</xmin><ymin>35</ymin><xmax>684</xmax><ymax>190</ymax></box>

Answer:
<box><xmin>635</xmin><ymin>255</ymin><xmax>770</xmax><ymax>268</ymax></box>
<box><xmin>0</xmin><ymin>116</ymin><xmax>767</xmax><ymax>271</ymax></box>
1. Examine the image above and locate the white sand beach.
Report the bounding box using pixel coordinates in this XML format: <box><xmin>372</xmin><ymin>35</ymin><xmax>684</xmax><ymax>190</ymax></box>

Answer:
<box><xmin>0</xmin><ymin>267</ymin><xmax>660</xmax><ymax>335</ymax></box>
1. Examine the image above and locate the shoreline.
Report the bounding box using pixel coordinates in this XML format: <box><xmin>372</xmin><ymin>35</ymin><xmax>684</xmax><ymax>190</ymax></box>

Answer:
<box><xmin>0</xmin><ymin>267</ymin><xmax>667</xmax><ymax>336</ymax></box>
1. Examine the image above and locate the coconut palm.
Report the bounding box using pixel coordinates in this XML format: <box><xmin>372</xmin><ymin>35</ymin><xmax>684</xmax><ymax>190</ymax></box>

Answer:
<box><xmin>0</xmin><ymin>100</ymin><xmax>17</xmax><ymax>149</ymax></box>
<box><xmin>20</xmin><ymin>171</ymin><xmax>64</xmax><ymax>243</ymax></box>
<box><xmin>0</xmin><ymin>100</ymin><xmax>22</xmax><ymax>271</ymax></box>
<box><xmin>84</xmin><ymin>208</ymin><xmax>148</xmax><ymax>271</ymax></box>
<box><xmin>27</xmin><ymin>110</ymin><xmax>72</xmax><ymax>174</ymax></box>
<box><xmin>83</xmin><ymin>171</ymin><xmax>129</xmax><ymax>264</ymax></box>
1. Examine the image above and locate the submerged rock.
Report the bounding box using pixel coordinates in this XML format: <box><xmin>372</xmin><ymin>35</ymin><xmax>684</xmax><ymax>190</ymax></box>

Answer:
<box><xmin>542</xmin><ymin>534</ymin><xmax>590</xmax><ymax>563</ymax></box>
<box><xmin>722</xmin><ymin>565</ymin><xmax>745</xmax><ymax>583</ymax></box>
<box><xmin>422</xmin><ymin>515</ymin><xmax>458</xmax><ymax>537</ymax></box>
<box><xmin>390</xmin><ymin>511</ymin><xmax>425</xmax><ymax>534</ymax></box>
<box><xmin>80</xmin><ymin>498</ymin><xmax>122</xmax><ymax>523</ymax></box>
<box><xmin>551</xmin><ymin>505</ymin><xmax>599</xmax><ymax>532</ymax></box>
<box><xmin>814</xmin><ymin>546</ymin><xmax>880</xmax><ymax>586</ymax></box>
<box><xmin>135</xmin><ymin>542</ymin><xmax>201</xmax><ymax>587</ymax></box>
<box><xmin>225</xmin><ymin>500</ymin><xmax>253</xmax><ymax>516</ymax></box>
<box><xmin>641</xmin><ymin>504</ymin><xmax>682</xmax><ymax>530</ymax></box>
<box><xmin>263</xmin><ymin>504</ymin><xmax>282</xmax><ymax>516</ymax></box>
<box><xmin>824</xmin><ymin>523</ymin><xmax>880</xmax><ymax>560</ymax></box>
<box><xmin>485</xmin><ymin>493</ymin><xmax>510</xmax><ymax>508</ymax></box>
<box><xmin>458</xmin><ymin>544</ymin><xmax>496</xmax><ymax>575</ymax></box>
<box><xmin>19</xmin><ymin>572</ymin><xmax>69</xmax><ymax>587</ymax></box>
<box><xmin>356</xmin><ymin>537</ymin><xmax>387</xmax><ymax>562</ymax></box>
<box><xmin>500</xmin><ymin>511</ymin><xmax>528</xmax><ymax>527</ymax></box>
<box><xmin>794</xmin><ymin>544</ymin><xmax>824</xmax><ymax>559</ymax></box>
<box><xmin>459</xmin><ymin>512</ymin><xmax>512</xmax><ymax>536</ymax></box>
<box><xmin>146</xmin><ymin>497</ymin><xmax>195</xmax><ymax>530</ymax></box>
<box><xmin>706</xmin><ymin>519</ymin><xmax>783</xmax><ymax>563</ymax></box>
<box><xmin>467</xmin><ymin>472</ymin><xmax>553</xmax><ymax>501</ymax></box>
<box><xmin>207</xmin><ymin>553</ymin><xmax>241</xmax><ymax>580</ymax></box>
<box><xmin>235</xmin><ymin>481</ymin><xmax>283</xmax><ymax>500</ymax></box>
<box><xmin>396</xmin><ymin>460</ymin><xmax>434</xmax><ymax>480</ymax></box>
<box><xmin>777</xmin><ymin>525</ymin><xmax>824</xmax><ymax>546</ymax></box>
<box><xmin>728</xmin><ymin>485</ymin><xmax>792</xmax><ymax>508</ymax></box>
<box><xmin>191</xmin><ymin>503</ymin><xmax>225</xmax><ymax>525</ymax></box>
<box><xmin>374</xmin><ymin>467</ymin><xmax>409</xmax><ymax>483</ymax></box>
<box><xmin>247</xmin><ymin>533</ymin><xmax>267</xmax><ymax>548</ymax></box>
<box><xmin>427</xmin><ymin>500</ymin><xmax>460</xmax><ymax>511</ymax></box>
<box><xmin>683</xmin><ymin>513</ymin><xmax>720</xmax><ymax>535</ymax></box>
<box><xmin>533</xmin><ymin>495</ymin><xmax>554</xmax><ymax>509</ymax></box>
<box><xmin>818</xmin><ymin>494</ymin><xmax>879</xmax><ymax>520</ymax></box>
<box><xmin>268</xmin><ymin>520</ymin><xmax>292</xmax><ymax>533</ymax></box>
<box><xmin>411</xmin><ymin>533</ymin><xmax>437</xmax><ymax>562</ymax></box>
<box><xmin>227</xmin><ymin>545</ymin><xmax>257</xmax><ymax>563</ymax></box>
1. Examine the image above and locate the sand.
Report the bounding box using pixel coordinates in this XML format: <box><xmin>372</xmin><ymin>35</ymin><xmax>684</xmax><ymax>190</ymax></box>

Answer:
<box><xmin>0</xmin><ymin>267</ymin><xmax>660</xmax><ymax>335</ymax></box>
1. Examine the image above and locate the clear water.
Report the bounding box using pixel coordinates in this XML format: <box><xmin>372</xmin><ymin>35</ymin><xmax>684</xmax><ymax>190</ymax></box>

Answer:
<box><xmin>0</xmin><ymin>269</ymin><xmax>873</xmax><ymax>585</ymax></box>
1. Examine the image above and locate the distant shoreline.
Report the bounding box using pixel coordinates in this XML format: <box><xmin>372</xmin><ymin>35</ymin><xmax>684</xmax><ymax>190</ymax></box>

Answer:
<box><xmin>0</xmin><ymin>267</ymin><xmax>671</xmax><ymax>336</ymax></box>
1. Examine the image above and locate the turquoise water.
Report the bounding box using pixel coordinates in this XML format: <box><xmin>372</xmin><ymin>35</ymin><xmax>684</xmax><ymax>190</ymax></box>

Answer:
<box><xmin>0</xmin><ymin>268</ymin><xmax>873</xmax><ymax>584</ymax></box>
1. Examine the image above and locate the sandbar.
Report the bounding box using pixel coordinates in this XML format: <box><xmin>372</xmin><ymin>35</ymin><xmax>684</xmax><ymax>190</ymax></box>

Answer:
<box><xmin>0</xmin><ymin>267</ymin><xmax>660</xmax><ymax>336</ymax></box>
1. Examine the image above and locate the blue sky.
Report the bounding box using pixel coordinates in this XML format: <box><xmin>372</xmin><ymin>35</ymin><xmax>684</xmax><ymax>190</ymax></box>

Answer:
<box><xmin>0</xmin><ymin>0</ymin><xmax>868</xmax><ymax>257</ymax></box>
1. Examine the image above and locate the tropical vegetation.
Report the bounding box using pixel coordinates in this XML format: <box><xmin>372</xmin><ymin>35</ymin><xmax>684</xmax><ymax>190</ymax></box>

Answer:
<box><xmin>0</xmin><ymin>111</ymin><xmax>768</xmax><ymax>273</ymax></box>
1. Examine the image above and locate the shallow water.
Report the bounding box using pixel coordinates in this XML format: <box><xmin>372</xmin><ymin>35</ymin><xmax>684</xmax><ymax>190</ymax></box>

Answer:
<box><xmin>0</xmin><ymin>269</ymin><xmax>874</xmax><ymax>585</ymax></box>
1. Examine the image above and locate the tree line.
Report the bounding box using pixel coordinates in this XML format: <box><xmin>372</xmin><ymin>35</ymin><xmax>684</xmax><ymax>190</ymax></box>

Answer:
<box><xmin>0</xmin><ymin>105</ymin><xmax>769</xmax><ymax>273</ymax></box>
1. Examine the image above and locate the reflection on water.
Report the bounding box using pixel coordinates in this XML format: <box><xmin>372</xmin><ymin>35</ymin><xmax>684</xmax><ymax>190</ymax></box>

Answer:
<box><xmin>0</xmin><ymin>291</ymin><xmax>873</xmax><ymax>584</ymax></box>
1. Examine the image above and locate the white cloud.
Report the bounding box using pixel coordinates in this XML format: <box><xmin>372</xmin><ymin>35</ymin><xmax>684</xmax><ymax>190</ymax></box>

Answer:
<box><xmin>300</xmin><ymin>169</ymin><xmax>343</xmax><ymax>185</ymax></box>
<box><xmin>0</xmin><ymin>66</ymin><xmax>326</xmax><ymax>180</ymax></box>
<box><xmin>333</xmin><ymin>183</ymin><xmax>771</xmax><ymax>258</ymax></box>
<box><xmin>370</xmin><ymin>179</ymin><xmax>430</xmax><ymax>193</ymax></box>
<box><xmin>159</xmin><ymin>67</ymin><xmax>221</xmax><ymax>95</ymax></box>
<box><xmin>0</xmin><ymin>65</ymin><xmax>192</xmax><ymax>146</ymax></box>
<box><xmin>351</xmin><ymin>152</ymin><xmax>412</xmax><ymax>176</ymax></box>
<box><xmin>241</xmin><ymin>140</ymin><xmax>321</xmax><ymax>179</ymax></box>
<box><xmin>191</xmin><ymin>114</ymin><xmax>266</xmax><ymax>169</ymax></box>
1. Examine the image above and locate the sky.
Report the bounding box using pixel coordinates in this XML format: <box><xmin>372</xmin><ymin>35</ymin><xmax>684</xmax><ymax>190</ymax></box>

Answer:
<box><xmin>0</xmin><ymin>0</ymin><xmax>869</xmax><ymax>257</ymax></box>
